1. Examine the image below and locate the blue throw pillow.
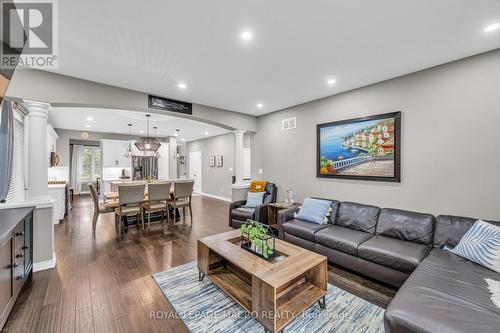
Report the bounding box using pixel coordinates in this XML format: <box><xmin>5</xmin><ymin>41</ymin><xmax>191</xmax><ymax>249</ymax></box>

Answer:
<box><xmin>297</xmin><ymin>198</ymin><xmax>332</xmax><ymax>224</ymax></box>
<box><xmin>445</xmin><ymin>220</ymin><xmax>500</xmax><ymax>274</ymax></box>
<box><xmin>244</xmin><ymin>191</ymin><xmax>265</xmax><ymax>208</ymax></box>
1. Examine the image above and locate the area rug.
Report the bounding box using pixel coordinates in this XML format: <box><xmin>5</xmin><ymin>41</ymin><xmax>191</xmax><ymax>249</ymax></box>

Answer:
<box><xmin>152</xmin><ymin>262</ymin><xmax>384</xmax><ymax>332</ymax></box>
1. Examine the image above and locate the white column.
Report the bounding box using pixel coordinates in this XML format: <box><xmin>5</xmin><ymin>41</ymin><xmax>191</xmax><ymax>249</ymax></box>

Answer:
<box><xmin>169</xmin><ymin>136</ymin><xmax>178</xmax><ymax>179</ymax></box>
<box><xmin>23</xmin><ymin>100</ymin><xmax>51</xmax><ymax>200</ymax></box>
<box><xmin>233</xmin><ymin>130</ymin><xmax>246</xmax><ymax>185</ymax></box>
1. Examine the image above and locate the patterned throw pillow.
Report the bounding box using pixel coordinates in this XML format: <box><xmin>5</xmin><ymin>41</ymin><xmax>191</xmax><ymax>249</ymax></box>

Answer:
<box><xmin>296</xmin><ymin>198</ymin><xmax>332</xmax><ymax>224</ymax></box>
<box><xmin>445</xmin><ymin>220</ymin><xmax>500</xmax><ymax>274</ymax></box>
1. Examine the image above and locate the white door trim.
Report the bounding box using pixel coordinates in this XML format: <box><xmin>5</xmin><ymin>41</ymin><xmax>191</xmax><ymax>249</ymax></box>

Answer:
<box><xmin>189</xmin><ymin>151</ymin><xmax>202</xmax><ymax>193</ymax></box>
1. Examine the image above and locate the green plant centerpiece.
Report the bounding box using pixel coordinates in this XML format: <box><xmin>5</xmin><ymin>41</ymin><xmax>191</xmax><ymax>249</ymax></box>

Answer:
<box><xmin>240</xmin><ymin>220</ymin><xmax>276</xmax><ymax>260</ymax></box>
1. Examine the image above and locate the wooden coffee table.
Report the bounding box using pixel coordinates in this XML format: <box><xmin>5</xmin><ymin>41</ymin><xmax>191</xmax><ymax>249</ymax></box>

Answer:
<box><xmin>197</xmin><ymin>229</ymin><xmax>327</xmax><ymax>333</ymax></box>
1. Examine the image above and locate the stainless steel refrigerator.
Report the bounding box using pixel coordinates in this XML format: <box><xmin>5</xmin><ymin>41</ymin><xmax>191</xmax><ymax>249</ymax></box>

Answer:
<box><xmin>131</xmin><ymin>156</ymin><xmax>158</xmax><ymax>180</ymax></box>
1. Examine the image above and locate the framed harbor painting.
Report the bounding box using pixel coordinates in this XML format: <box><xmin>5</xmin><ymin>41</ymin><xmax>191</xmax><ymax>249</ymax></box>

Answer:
<box><xmin>317</xmin><ymin>111</ymin><xmax>401</xmax><ymax>182</ymax></box>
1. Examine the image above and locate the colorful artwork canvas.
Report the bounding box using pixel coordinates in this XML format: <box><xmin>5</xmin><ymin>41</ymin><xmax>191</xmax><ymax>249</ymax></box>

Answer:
<box><xmin>317</xmin><ymin>112</ymin><xmax>401</xmax><ymax>182</ymax></box>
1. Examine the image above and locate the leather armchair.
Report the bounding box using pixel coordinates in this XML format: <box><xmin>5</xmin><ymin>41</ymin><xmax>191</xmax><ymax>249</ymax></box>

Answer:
<box><xmin>228</xmin><ymin>183</ymin><xmax>278</xmax><ymax>229</ymax></box>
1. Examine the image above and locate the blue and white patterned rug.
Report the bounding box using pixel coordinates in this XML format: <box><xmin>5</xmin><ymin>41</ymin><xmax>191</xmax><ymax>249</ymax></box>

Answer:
<box><xmin>152</xmin><ymin>262</ymin><xmax>384</xmax><ymax>333</ymax></box>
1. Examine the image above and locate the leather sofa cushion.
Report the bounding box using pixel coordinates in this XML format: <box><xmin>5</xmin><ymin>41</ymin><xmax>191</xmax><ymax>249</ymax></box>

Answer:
<box><xmin>434</xmin><ymin>215</ymin><xmax>500</xmax><ymax>248</ymax></box>
<box><xmin>231</xmin><ymin>207</ymin><xmax>255</xmax><ymax>221</ymax></box>
<box><xmin>282</xmin><ymin>219</ymin><xmax>329</xmax><ymax>242</ymax></box>
<box><xmin>315</xmin><ymin>225</ymin><xmax>373</xmax><ymax>256</ymax></box>
<box><xmin>384</xmin><ymin>249</ymin><xmax>500</xmax><ymax>333</ymax></box>
<box><xmin>358</xmin><ymin>235</ymin><xmax>431</xmax><ymax>273</ymax></box>
<box><xmin>376</xmin><ymin>208</ymin><xmax>435</xmax><ymax>245</ymax></box>
<box><xmin>336</xmin><ymin>202</ymin><xmax>380</xmax><ymax>233</ymax></box>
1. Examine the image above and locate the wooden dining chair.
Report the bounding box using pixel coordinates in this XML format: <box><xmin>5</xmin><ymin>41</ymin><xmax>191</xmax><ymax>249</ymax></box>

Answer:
<box><xmin>143</xmin><ymin>182</ymin><xmax>172</xmax><ymax>229</ymax></box>
<box><xmin>167</xmin><ymin>181</ymin><xmax>194</xmax><ymax>226</ymax></box>
<box><xmin>88</xmin><ymin>183</ymin><xmax>107</xmax><ymax>232</ymax></box>
<box><xmin>115</xmin><ymin>184</ymin><xmax>146</xmax><ymax>234</ymax></box>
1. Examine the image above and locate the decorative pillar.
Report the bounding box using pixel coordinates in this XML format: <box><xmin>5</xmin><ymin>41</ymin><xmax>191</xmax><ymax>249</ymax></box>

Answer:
<box><xmin>233</xmin><ymin>130</ymin><xmax>246</xmax><ymax>185</ymax></box>
<box><xmin>169</xmin><ymin>136</ymin><xmax>178</xmax><ymax>179</ymax></box>
<box><xmin>23</xmin><ymin>100</ymin><xmax>51</xmax><ymax>200</ymax></box>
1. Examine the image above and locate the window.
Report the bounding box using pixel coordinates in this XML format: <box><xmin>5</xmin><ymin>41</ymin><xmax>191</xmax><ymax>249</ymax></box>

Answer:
<box><xmin>81</xmin><ymin>146</ymin><xmax>101</xmax><ymax>181</ymax></box>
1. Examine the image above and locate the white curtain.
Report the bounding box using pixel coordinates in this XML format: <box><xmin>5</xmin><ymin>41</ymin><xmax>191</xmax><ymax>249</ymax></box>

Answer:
<box><xmin>71</xmin><ymin>145</ymin><xmax>83</xmax><ymax>194</ymax></box>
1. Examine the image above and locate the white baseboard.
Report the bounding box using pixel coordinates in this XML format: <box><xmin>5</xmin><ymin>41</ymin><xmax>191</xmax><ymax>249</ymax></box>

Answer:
<box><xmin>33</xmin><ymin>254</ymin><xmax>57</xmax><ymax>272</ymax></box>
<box><xmin>199</xmin><ymin>192</ymin><xmax>232</xmax><ymax>202</ymax></box>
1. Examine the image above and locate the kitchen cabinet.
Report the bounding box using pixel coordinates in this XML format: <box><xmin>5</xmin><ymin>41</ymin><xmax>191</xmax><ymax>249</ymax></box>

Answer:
<box><xmin>48</xmin><ymin>185</ymin><xmax>66</xmax><ymax>224</ymax></box>
<box><xmin>0</xmin><ymin>207</ymin><xmax>34</xmax><ymax>331</ymax></box>
<box><xmin>47</xmin><ymin>125</ymin><xmax>58</xmax><ymax>166</ymax></box>
<box><xmin>102</xmin><ymin>139</ymin><xmax>131</xmax><ymax>167</ymax></box>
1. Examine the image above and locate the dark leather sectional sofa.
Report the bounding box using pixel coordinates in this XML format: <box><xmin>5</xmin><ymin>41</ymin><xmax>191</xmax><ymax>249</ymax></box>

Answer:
<box><xmin>275</xmin><ymin>200</ymin><xmax>500</xmax><ymax>333</ymax></box>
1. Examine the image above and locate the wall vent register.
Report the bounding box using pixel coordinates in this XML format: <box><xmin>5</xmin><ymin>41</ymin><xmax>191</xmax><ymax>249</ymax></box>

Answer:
<box><xmin>281</xmin><ymin>117</ymin><xmax>296</xmax><ymax>130</ymax></box>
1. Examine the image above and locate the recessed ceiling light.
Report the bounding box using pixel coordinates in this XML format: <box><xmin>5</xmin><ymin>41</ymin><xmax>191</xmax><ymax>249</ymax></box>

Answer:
<box><xmin>256</xmin><ymin>103</ymin><xmax>263</xmax><ymax>109</ymax></box>
<box><xmin>327</xmin><ymin>78</ymin><xmax>336</xmax><ymax>85</ymax></box>
<box><xmin>85</xmin><ymin>124</ymin><xmax>90</xmax><ymax>128</ymax></box>
<box><xmin>181</xmin><ymin>138</ymin><xmax>185</xmax><ymax>141</ymax></box>
<box><xmin>204</xmin><ymin>131</ymin><xmax>209</xmax><ymax>135</ymax></box>
<box><xmin>86</xmin><ymin>116</ymin><xmax>93</xmax><ymax>121</ymax></box>
<box><xmin>174</xmin><ymin>133</ymin><xmax>179</xmax><ymax>137</ymax></box>
<box><xmin>178</xmin><ymin>82</ymin><xmax>187</xmax><ymax>89</ymax></box>
<box><xmin>484</xmin><ymin>23</ymin><xmax>500</xmax><ymax>33</ymax></box>
<box><xmin>241</xmin><ymin>31</ymin><xmax>253</xmax><ymax>41</ymax></box>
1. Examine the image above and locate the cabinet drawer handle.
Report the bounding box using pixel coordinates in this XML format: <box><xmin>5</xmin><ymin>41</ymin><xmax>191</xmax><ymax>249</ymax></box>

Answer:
<box><xmin>16</xmin><ymin>253</ymin><xmax>24</xmax><ymax>258</ymax></box>
<box><xmin>22</xmin><ymin>245</ymin><xmax>30</xmax><ymax>250</ymax></box>
<box><xmin>16</xmin><ymin>231</ymin><xmax>25</xmax><ymax>237</ymax></box>
<box><xmin>12</xmin><ymin>263</ymin><xmax>19</xmax><ymax>268</ymax></box>
<box><xmin>16</xmin><ymin>275</ymin><xmax>24</xmax><ymax>280</ymax></box>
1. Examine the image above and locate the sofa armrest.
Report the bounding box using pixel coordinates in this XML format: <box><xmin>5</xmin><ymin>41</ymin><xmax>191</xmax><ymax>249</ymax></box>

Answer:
<box><xmin>229</xmin><ymin>200</ymin><xmax>247</xmax><ymax>227</ymax></box>
<box><xmin>277</xmin><ymin>207</ymin><xmax>300</xmax><ymax>225</ymax></box>
<box><xmin>254</xmin><ymin>204</ymin><xmax>269</xmax><ymax>224</ymax></box>
<box><xmin>231</xmin><ymin>200</ymin><xmax>247</xmax><ymax>209</ymax></box>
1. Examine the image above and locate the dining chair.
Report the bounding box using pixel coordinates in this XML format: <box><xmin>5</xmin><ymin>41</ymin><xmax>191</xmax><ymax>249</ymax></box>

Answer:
<box><xmin>167</xmin><ymin>181</ymin><xmax>194</xmax><ymax>226</ymax></box>
<box><xmin>88</xmin><ymin>183</ymin><xmax>107</xmax><ymax>232</ymax></box>
<box><xmin>115</xmin><ymin>184</ymin><xmax>146</xmax><ymax>234</ymax></box>
<box><xmin>143</xmin><ymin>182</ymin><xmax>172</xmax><ymax>229</ymax></box>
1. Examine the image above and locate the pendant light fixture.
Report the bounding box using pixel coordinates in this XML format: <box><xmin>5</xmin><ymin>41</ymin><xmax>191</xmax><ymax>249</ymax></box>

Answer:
<box><xmin>124</xmin><ymin>123</ymin><xmax>133</xmax><ymax>158</ymax></box>
<box><xmin>153</xmin><ymin>127</ymin><xmax>161</xmax><ymax>157</ymax></box>
<box><xmin>135</xmin><ymin>114</ymin><xmax>161</xmax><ymax>154</ymax></box>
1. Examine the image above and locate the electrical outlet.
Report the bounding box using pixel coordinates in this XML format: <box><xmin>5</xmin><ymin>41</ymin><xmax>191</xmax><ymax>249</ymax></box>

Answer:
<box><xmin>221</xmin><ymin>189</ymin><xmax>224</xmax><ymax>193</ymax></box>
<box><xmin>258</xmin><ymin>168</ymin><xmax>263</xmax><ymax>174</ymax></box>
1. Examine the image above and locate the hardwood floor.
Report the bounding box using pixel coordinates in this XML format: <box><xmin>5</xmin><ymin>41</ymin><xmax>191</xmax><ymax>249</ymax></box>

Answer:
<box><xmin>3</xmin><ymin>195</ymin><xmax>395</xmax><ymax>332</ymax></box>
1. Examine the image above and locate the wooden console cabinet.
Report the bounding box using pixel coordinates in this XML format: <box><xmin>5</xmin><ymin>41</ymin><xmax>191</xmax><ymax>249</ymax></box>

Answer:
<box><xmin>0</xmin><ymin>207</ymin><xmax>34</xmax><ymax>330</ymax></box>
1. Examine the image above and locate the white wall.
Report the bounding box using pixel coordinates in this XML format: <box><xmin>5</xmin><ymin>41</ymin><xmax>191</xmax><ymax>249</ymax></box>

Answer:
<box><xmin>187</xmin><ymin>133</ymin><xmax>251</xmax><ymax>199</ymax></box>
<box><xmin>252</xmin><ymin>49</ymin><xmax>500</xmax><ymax>220</ymax></box>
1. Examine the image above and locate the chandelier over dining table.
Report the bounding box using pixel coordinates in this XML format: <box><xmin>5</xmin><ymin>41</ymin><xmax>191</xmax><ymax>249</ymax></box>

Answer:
<box><xmin>135</xmin><ymin>114</ymin><xmax>161</xmax><ymax>154</ymax></box>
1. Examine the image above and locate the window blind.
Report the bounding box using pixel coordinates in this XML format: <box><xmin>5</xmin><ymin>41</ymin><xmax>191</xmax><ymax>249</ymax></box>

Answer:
<box><xmin>4</xmin><ymin>113</ymin><xmax>25</xmax><ymax>203</ymax></box>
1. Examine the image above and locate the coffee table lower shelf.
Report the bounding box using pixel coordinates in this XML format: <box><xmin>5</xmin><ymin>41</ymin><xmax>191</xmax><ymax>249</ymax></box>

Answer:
<box><xmin>201</xmin><ymin>261</ymin><xmax>326</xmax><ymax>332</ymax></box>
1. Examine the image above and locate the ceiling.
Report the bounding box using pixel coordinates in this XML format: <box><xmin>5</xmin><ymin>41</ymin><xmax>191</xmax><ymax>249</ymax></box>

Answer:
<box><xmin>48</xmin><ymin>107</ymin><xmax>229</xmax><ymax>142</ymax></box>
<box><xmin>43</xmin><ymin>0</ymin><xmax>500</xmax><ymax>115</ymax></box>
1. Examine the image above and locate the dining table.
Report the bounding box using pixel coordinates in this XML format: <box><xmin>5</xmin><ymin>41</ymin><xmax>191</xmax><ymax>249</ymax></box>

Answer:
<box><xmin>102</xmin><ymin>179</ymin><xmax>193</xmax><ymax>230</ymax></box>
<box><xmin>102</xmin><ymin>179</ymin><xmax>192</xmax><ymax>210</ymax></box>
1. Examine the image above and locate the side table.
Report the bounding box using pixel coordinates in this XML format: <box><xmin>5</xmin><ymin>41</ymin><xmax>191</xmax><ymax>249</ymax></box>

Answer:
<box><xmin>267</xmin><ymin>202</ymin><xmax>301</xmax><ymax>232</ymax></box>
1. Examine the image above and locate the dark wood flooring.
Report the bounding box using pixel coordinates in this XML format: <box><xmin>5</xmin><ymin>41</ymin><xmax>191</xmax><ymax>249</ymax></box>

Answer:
<box><xmin>3</xmin><ymin>195</ymin><xmax>395</xmax><ymax>332</ymax></box>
